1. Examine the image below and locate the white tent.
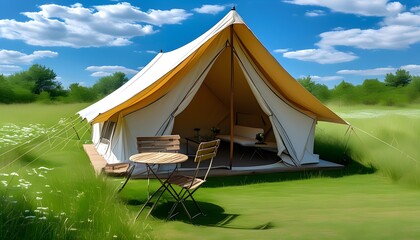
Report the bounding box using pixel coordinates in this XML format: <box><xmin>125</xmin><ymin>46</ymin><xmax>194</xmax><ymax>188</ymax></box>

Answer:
<box><xmin>78</xmin><ymin>9</ymin><xmax>348</xmax><ymax>170</ymax></box>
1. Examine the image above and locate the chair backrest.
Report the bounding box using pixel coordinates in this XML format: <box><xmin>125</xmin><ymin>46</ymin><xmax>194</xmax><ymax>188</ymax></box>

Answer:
<box><xmin>137</xmin><ymin>135</ymin><xmax>181</xmax><ymax>153</ymax></box>
<box><xmin>193</xmin><ymin>139</ymin><xmax>220</xmax><ymax>180</ymax></box>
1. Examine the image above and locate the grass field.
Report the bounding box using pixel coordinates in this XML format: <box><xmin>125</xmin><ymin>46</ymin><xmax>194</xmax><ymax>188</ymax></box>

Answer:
<box><xmin>0</xmin><ymin>103</ymin><xmax>419</xmax><ymax>239</ymax></box>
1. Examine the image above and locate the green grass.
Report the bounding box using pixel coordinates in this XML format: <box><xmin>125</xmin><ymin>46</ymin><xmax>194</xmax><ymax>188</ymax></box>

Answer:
<box><xmin>1</xmin><ymin>103</ymin><xmax>420</xmax><ymax>239</ymax></box>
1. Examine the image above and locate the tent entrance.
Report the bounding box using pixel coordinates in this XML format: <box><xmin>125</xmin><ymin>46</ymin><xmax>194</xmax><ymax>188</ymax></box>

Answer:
<box><xmin>172</xmin><ymin>48</ymin><xmax>278</xmax><ymax>167</ymax></box>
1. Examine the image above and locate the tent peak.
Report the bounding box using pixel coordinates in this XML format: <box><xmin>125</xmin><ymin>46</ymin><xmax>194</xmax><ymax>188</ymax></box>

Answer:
<box><xmin>231</xmin><ymin>6</ymin><xmax>236</xmax><ymax>11</ymax></box>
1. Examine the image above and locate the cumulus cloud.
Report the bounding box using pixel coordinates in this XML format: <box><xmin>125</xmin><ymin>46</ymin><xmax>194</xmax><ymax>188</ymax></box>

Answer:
<box><xmin>318</xmin><ymin>25</ymin><xmax>420</xmax><ymax>50</ymax></box>
<box><xmin>273</xmin><ymin>48</ymin><xmax>290</xmax><ymax>53</ymax></box>
<box><xmin>283</xmin><ymin>48</ymin><xmax>358</xmax><ymax>64</ymax></box>
<box><xmin>337</xmin><ymin>67</ymin><xmax>396</xmax><ymax>76</ymax></box>
<box><xmin>86</xmin><ymin>65</ymin><xmax>138</xmax><ymax>77</ymax></box>
<box><xmin>146</xmin><ymin>50</ymin><xmax>159</xmax><ymax>54</ymax></box>
<box><xmin>280</xmin><ymin>1</ymin><xmax>420</xmax><ymax>65</ymax></box>
<box><xmin>0</xmin><ymin>50</ymin><xmax>58</xmax><ymax>65</ymax></box>
<box><xmin>0</xmin><ymin>2</ymin><xmax>192</xmax><ymax>48</ymax></box>
<box><xmin>0</xmin><ymin>65</ymin><xmax>22</xmax><ymax>75</ymax></box>
<box><xmin>337</xmin><ymin>64</ymin><xmax>420</xmax><ymax>76</ymax></box>
<box><xmin>192</xmin><ymin>5</ymin><xmax>227</xmax><ymax>15</ymax></box>
<box><xmin>283</xmin><ymin>0</ymin><xmax>404</xmax><ymax>16</ymax></box>
<box><xmin>305</xmin><ymin>10</ymin><xmax>326</xmax><ymax>17</ymax></box>
<box><xmin>381</xmin><ymin>11</ymin><xmax>420</xmax><ymax>26</ymax></box>
<box><xmin>311</xmin><ymin>75</ymin><xmax>344</xmax><ymax>81</ymax></box>
<box><xmin>401</xmin><ymin>64</ymin><xmax>420</xmax><ymax>75</ymax></box>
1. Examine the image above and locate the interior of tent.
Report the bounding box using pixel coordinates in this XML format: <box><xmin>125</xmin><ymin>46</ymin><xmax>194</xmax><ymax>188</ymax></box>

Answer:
<box><xmin>173</xmin><ymin>49</ymin><xmax>274</xmax><ymax>141</ymax></box>
<box><xmin>171</xmin><ymin>47</ymin><xmax>282</xmax><ymax>169</ymax></box>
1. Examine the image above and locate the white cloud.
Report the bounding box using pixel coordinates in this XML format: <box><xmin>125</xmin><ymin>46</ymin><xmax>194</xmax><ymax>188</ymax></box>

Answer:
<box><xmin>273</xmin><ymin>48</ymin><xmax>289</xmax><ymax>53</ymax></box>
<box><xmin>283</xmin><ymin>0</ymin><xmax>404</xmax><ymax>16</ymax></box>
<box><xmin>283</xmin><ymin>48</ymin><xmax>358</xmax><ymax>64</ymax></box>
<box><xmin>401</xmin><ymin>64</ymin><xmax>420</xmax><ymax>75</ymax></box>
<box><xmin>412</xmin><ymin>6</ymin><xmax>420</xmax><ymax>13</ymax></box>
<box><xmin>86</xmin><ymin>65</ymin><xmax>138</xmax><ymax>77</ymax></box>
<box><xmin>0</xmin><ymin>3</ymin><xmax>192</xmax><ymax>48</ymax></box>
<box><xmin>337</xmin><ymin>65</ymin><xmax>420</xmax><ymax>76</ymax></box>
<box><xmin>0</xmin><ymin>50</ymin><xmax>58</xmax><ymax>65</ymax></box>
<box><xmin>0</xmin><ymin>65</ymin><xmax>22</xmax><ymax>75</ymax></box>
<box><xmin>337</xmin><ymin>67</ymin><xmax>396</xmax><ymax>76</ymax></box>
<box><xmin>146</xmin><ymin>50</ymin><xmax>158</xmax><ymax>54</ymax></box>
<box><xmin>318</xmin><ymin>25</ymin><xmax>420</xmax><ymax>50</ymax></box>
<box><xmin>311</xmin><ymin>75</ymin><xmax>344</xmax><ymax>81</ymax></box>
<box><xmin>305</xmin><ymin>10</ymin><xmax>326</xmax><ymax>17</ymax></box>
<box><xmin>192</xmin><ymin>5</ymin><xmax>227</xmax><ymax>15</ymax></box>
<box><xmin>381</xmin><ymin>11</ymin><xmax>420</xmax><ymax>26</ymax></box>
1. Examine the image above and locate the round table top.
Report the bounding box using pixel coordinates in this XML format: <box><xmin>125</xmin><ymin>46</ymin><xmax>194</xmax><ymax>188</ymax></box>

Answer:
<box><xmin>129</xmin><ymin>152</ymin><xmax>188</xmax><ymax>165</ymax></box>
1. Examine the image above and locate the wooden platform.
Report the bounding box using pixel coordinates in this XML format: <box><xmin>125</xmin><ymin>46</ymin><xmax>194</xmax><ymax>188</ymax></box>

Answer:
<box><xmin>83</xmin><ymin>144</ymin><xmax>344</xmax><ymax>178</ymax></box>
<box><xmin>83</xmin><ymin>144</ymin><xmax>107</xmax><ymax>175</ymax></box>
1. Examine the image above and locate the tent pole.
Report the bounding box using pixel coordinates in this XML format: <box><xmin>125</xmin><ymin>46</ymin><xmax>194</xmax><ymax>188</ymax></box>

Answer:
<box><xmin>229</xmin><ymin>23</ymin><xmax>234</xmax><ymax>170</ymax></box>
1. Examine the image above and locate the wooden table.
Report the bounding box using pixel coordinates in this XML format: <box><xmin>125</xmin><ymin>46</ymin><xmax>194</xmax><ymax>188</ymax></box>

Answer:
<box><xmin>129</xmin><ymin>152</ymin><xmax>188</xmax><ymax>221</ymax></box>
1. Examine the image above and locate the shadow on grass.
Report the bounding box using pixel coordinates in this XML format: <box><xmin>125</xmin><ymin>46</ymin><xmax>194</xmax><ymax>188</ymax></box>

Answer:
<box><xmin>148</xmin><ymin>200</ymin><xmax>273</xmax><ymax>230</ymax></box>
<box><xmin>204</xmin><ymin>159</ymin><xmax>376</xmax><ymax>188</ymax></box>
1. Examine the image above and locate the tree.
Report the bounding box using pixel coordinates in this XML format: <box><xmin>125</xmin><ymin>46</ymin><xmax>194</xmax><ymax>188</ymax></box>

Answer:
<box><xmin>21</xmin><ymin>64</ymin><xmax>66</xmax><ymax>98</ymax></box>
<box><xmin>384</xmin><ymin>69</ymin><xmax>412</xmax><ymax>87</ymax></box>
<box><xmin>0</xmin><ymin>74</ymin><xmax>14</xmax><ymax>103</ymax></box>
<box><xmin>297</xmin><ymin>76</ymin><xmax>330</xmax><ymax>102</ymax></box>
<box><xmin>68</xmin><ymin>83</ymin><xmax>97</xmax><ymax>102</ymax></box>
<box><xmin>297</xmin><ymin>76</ymin><xmax>315</xmax><ymax>92</ymax></box>
<box><xmin>92</xmin><ymin>72</ymin><xmax>128</xmax><ymax>97</ymax></box>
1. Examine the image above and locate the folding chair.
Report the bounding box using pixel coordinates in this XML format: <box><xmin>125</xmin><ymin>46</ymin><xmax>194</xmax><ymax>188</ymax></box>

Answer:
<box><xmin>166</xmin><ymin>139</ymin><xmax>220</xmax><ymax>220</ymax></box>
<box><xmin>117</xmin><ymin>135</ymin><xmax>180</xmax><ymax>193</ymax></box>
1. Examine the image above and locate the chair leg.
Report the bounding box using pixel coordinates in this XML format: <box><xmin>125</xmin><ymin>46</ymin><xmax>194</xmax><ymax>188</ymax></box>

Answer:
<box><xmin>167</xmin><ymin>188</ymin><xmax>193</xmax><ymax>220</ymax></box>
<box><xmin>134</xmin><ymin>184</ymin><xmax>166</xmax><ymax>221</ymax></box>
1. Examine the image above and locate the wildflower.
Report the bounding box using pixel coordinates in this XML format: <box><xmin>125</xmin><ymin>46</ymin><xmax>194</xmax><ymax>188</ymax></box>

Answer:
<box><xmin>39</xmin><ymin>216</ymin><xmax>47</xmax><ymax>220</ymax></box>
<box><xmin>1</xmin><ymin>180</ymin><xmax>8</xmax><ymax>187</ymax></box>
<box><xmin>38</xmin><ymin>167</ymin><xmax>54</xmax><ymax>171</ymax></box>
<box><xmin>45</xmin><ymin>185</ymin><xmax>50</xmax><ymax>188</ymax></box>
<box><xmin>36</xmin><ymin>197</ymin><xmax>43</xmax><ymax>200</ymax></box>
<box><xmin>10</xmin><ymin>172</ymin><xmax>19</xmax><ymax>176</ymax></box>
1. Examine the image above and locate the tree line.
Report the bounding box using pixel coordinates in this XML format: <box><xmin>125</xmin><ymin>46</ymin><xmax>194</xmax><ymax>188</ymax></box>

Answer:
<box><xmin>0</xmin><ymin>64</ymin><xmax>128</xmax><ymax>104</ymax></box>
<box><xmin>0</xmin><ymin>64</ymin><xmax>419</xmax><ymax>106</ymax></box>
<box><xmin>297</xmin><ymin>69</ymin><xmax>420</xmax><ymax>106</ymax></box>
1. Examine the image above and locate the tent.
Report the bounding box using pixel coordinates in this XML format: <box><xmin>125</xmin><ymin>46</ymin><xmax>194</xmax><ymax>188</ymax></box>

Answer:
<box><xmin>78</xmin><ymin>8</ymin><xmax>348</xmax><ymax>171</ymax></box>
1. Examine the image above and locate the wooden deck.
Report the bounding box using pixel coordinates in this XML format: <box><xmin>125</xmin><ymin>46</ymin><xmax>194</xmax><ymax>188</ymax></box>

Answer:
<box><xmin>83</xmin><ymin>144</ymin><xmax>107</xmax><ymax>175</ymax></box>
<box><xmin>83</xmin><ymin>144</ymin><xmax>344</xmax><ymax>178</ymax></box>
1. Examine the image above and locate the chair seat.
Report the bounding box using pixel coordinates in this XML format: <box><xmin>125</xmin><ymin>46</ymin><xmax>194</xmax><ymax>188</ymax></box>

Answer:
<box><xmin>168</xmin><ymin>175</ymin><xmax>205</xmax><ymax>190</ymax></box>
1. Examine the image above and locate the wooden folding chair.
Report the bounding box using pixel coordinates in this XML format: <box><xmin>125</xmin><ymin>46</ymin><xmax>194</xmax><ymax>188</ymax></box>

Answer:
<box><xmin>117</xmin><ymin>135</ymin><xmax>180</xmax><ymax>193</ymax></box>
<box><xmin>166</xmin><ymin>139</ymin><xmax>220</xmax><ymax>220</ymax></box>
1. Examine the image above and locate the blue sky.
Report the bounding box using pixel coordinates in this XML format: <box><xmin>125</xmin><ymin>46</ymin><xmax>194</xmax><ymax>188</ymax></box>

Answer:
<box><xmin>0</xmin><ymin>0</ymin><xmax>419</xmax><ymax>88</ymax></box>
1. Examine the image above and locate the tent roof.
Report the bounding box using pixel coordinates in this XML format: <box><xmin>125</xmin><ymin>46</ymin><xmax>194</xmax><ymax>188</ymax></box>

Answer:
<box><xmin>78</xmin><ymin>10</ymin><xmax>347</xmax><ymax>125</ymax></box>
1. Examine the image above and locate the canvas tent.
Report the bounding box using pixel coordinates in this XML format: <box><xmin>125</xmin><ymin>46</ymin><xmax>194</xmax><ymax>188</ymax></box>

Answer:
<box><xmin>78</xmin><ymin>9</ymin><xmax>348</xmax><ymax>171</ymax></box>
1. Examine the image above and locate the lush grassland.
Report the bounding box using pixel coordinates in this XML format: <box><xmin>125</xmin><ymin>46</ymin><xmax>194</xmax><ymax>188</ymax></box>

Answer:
<box><xmin>1</xmin><ymin>103</ymin><xmax>419</xmax><ymax>239</ymax></box>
